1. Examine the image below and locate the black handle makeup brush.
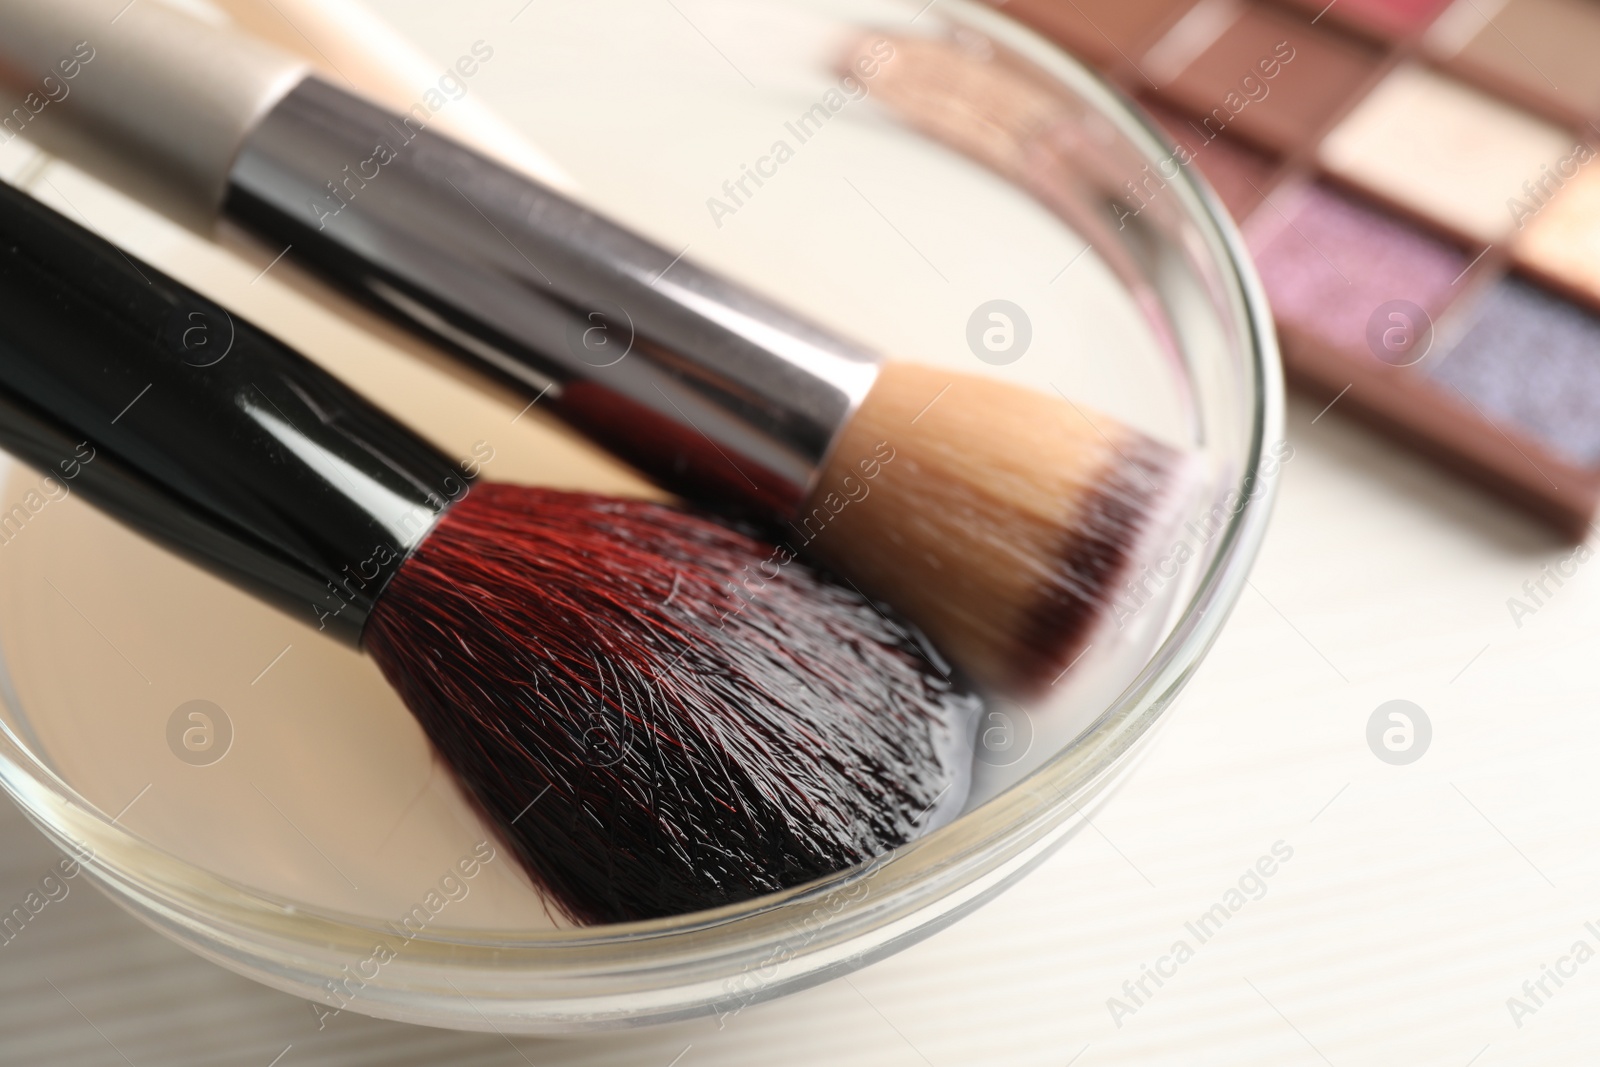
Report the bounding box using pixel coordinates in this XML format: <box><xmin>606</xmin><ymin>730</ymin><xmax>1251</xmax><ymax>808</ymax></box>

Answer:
<box><xmin>0</xmin><ymin>177</ymin><xmax>978</xmax><ymax>925</ymax></box>
<box><xmin>0</xmin><ymin>0</ymin><xmax>1198</xmax><ymax>696</ymax></box>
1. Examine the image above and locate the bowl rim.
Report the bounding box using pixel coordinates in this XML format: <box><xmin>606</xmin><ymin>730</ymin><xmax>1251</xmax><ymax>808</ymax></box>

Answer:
<box><xmin>0</xmin><ymin>0</ymin><xmax>1284</xmax><ymax>1033</ymax></box>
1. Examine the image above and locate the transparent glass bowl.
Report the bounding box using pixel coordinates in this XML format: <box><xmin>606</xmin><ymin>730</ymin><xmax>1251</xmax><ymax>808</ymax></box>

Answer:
<box><xmin>0</xmin><ymin>0</ymin><xmax>1280</xmax><ymax>1033</ymax></box>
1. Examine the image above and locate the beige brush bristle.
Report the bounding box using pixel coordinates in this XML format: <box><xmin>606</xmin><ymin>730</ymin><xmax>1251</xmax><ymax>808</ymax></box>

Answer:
<box><xmin>798</xmin><ymin>364</ymin><xmax>1193</xmax><ymax>695</ymax></box>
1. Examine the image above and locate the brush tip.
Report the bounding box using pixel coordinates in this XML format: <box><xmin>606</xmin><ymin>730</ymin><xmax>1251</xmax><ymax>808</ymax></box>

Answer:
<box><xmin>801</xmin><ymin>364</ymin><xmax>1203</xmax><ymax>697</ymax></box>
<box><xmin>1013</xmin><ymin>436</ymin><xmax>1202</xmax><ymax>692</ymax></box>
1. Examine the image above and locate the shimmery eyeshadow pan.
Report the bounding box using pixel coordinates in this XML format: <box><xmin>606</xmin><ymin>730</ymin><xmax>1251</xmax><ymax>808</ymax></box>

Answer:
<box><xmin>1430</xmin><ymin>278</ymin><xmax>1600</xmax><ymax>466</ymax></box>
<box><xmin>1251</xmin><ymin>183</ymin><xmax>1467</xmax><ymax>356</ymax></box>
<box><xmin>1145</xmin><ymin>1</ymin><xmax>1380</xmax><ymax>152</ymax></box>
<box><xmin>1428</xmin><ymin>0</ymin><xmax>1600</xmax><ymax>122</ymax></box>
<box><xmin>1318</xmin><ymin>64</ymin><xmax>1575</xmax><ymax>244</ymax></box>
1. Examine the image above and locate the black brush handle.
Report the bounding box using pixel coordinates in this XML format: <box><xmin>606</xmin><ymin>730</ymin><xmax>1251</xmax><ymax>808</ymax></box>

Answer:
<box><xmin>0</xmin><ymin>179</ymin><xmax>462</xmax><ymax>645</ymax></box>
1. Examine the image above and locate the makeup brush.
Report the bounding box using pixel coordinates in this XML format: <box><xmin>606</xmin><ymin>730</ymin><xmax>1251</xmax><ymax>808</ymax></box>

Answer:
<box><xmin>0</xmin><ymin>177</ymin><xmax>978</xmax><ymax>925</ymax></box>
<box><xmin>0</xmin><ymin>0</ymin><xmax>1196</xmax><ymax>695</ymax></box>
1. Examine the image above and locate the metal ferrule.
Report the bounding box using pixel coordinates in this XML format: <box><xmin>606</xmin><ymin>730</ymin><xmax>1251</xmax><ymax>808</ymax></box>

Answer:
<box><xmin>226</xmin><ymin>77</ymin><xmax>882</xmax><ymax>517</ymax></box>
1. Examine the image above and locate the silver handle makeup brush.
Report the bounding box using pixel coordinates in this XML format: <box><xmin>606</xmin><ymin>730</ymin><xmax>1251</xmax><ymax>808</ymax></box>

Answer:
<box><xmin>0</xmin><ymin>0</ymin><xmax>1195</xmax><ymax>694</ymax></box>
<box><xmin>1</xmin><ymin>0</ymin><xmax>875</xmax><ymax>515</ymax></box>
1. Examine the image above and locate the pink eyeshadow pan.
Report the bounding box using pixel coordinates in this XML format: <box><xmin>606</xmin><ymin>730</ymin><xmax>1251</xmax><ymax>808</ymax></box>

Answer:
<box><xmin>1251</xmin><ymin>183</ymin><xmax>1467</xmax><ymax>356</ymax></box>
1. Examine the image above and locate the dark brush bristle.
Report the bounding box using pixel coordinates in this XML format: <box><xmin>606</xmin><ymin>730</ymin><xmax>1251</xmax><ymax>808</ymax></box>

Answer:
<box><xmin>1017</xmin><ymin>434</ymin><xmax>1189</xmax><ymax>688</ymax></box>
<box><xmin>364</xmin><ymin>483</ymin><xmax>979</xmax><ymax>925</ymax></box>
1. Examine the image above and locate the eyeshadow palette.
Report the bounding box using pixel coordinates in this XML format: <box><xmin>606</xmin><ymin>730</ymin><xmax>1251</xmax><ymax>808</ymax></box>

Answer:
<box><xmin>997</xmin><ymin>0</ymin><xmax>1600</xmax><ymax>537</ymax></box>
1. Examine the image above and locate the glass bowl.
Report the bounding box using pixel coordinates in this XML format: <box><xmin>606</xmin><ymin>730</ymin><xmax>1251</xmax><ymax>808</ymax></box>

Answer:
<box><xmin>0</xmin><ymin>0</ymin><xmax>1281</xmax><ymax>1033</ymax></box>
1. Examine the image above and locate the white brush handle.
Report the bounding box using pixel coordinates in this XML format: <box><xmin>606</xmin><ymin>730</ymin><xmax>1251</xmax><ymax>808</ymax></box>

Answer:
<box><xmin>0</xmin><ymin>0</ymin><xmax>307</xmax><ymax>210</ymax></box>
<box><xmin>203</xmin><ymin>0</ymin><xmax>578</xmax><ymax>194</ymax></box>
